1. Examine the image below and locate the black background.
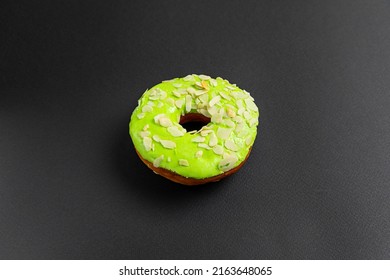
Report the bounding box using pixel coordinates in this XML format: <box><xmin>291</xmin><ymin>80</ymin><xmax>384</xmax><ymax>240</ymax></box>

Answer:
<box><xmin>1</xmin><ymin>0</ymin><xmax>390</xmax><ymax>259</ymax></box>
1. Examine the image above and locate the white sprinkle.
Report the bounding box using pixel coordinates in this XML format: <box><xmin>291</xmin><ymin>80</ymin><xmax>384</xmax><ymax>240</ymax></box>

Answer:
<box><xmin>198</xmin><ymin>143</ymin><xmax>211</xmax><ymax>150</ymax></box>
<box><xmin>167</xmin><ymin>157</ymin><xmax>171</xmax><ymax>162</ymax></box>
<box><xmin>178</xmin><ymin>159</ymin><xmax>189</xmax><ymax>166</ymax></box>
<box><xmin>152</xmin><ymin>135</ymin><xmax>161</xmax><ymax>142</ymax></box>
<box><xmin>246</xmin><ymin>136</ymin><xmax>253</xmax><ymax>146</ymax></box>
<box><xmin>160</xmin><ymin>140</ymin><xmax>176</xmax><ymax>149</ymax></box>
<box><xmin>173</xmin><ymin>83</ymin><xmax>182</xmax><ymax>88</ymax></box>
<box><xmin>153</xmin><ymin>155</ymin><xmax>164</xmax><ymax>168</ymax></box>
<box><xmin>185</xmin><ymin>95</ymin><xmax>192</xmax><ymax>113</ymax></box>
<box><xmin>191</xmin><ymin>136</ymin><xmax>206</xmax><ymax>143</ymax></box>
<box><xmin>209</xmin><ymin>96</ymin><xmax>221</xmax><ymax>107</ymax></box>
<box><xmin>216</xmin><ymin>127</ymin><xmax>232</xmax><ymax>140</ymax></box>
<box><xmin>159</xmin><ymin>117</ymin><xmax>173</xmax><ymax>127</ymax></box>
<box><xmin>210</xmin><ymin>79</ymin><xmax>218</xmax><ymax>87</ymax></box>
<box><xmin>167</xmin><ymin>126</ymin><xmax>185</xmax><ymax>137</ymax></box>
<box><xmin>225</xmin><ymin>139</ymin><xmax>239</xmax><ymax>151</ymax></box>
<box><xmin>209</xmin><ymin>133</ymin><xmax>218</xmax><ymax>147</ymax></box>
<box><xmin>139</xmin><ymin>131</ymin><xmax>150</xmax><ymax>138</ymax></box>
<box><xmin>137</xmin><ymin>113</ymin><xmax>145</xmax><ymax>119</ymax></box>
<box><xmin>142</xmin><ymin>105</ymin><xmax>153</xmax><ymax>113</ymax></box>
<box><xmin>143</xmin><ymin>137</ymin><xmax>152</xmax><ymax>151</ymax></box>
<box><xmin>175</xmin><ymin>99</ymin><xmax>184</xmax><ymax>109</ymax></box>
<box><xmin>143</xmin><ymin>124</ymin><xmax>149</xmax><ymax>131</ymax></box>
<box><xmin>212</xmin><ymin>145</ymin><xmax>224</xmax><ymax>155</ymax></box>
<box><xmin>199</xmin><ymin>74</ymin><xmax>211</xmax><ymax>80</ymax></box>
<box><xmin>238</xmin><ymin>108</ymin><xmax>245</xmax><ymax>116</ymax></box>
<box><xmin>195</xmin><ymin>151</ymin><xmax>203</xmax><ymax>158</ymax></box>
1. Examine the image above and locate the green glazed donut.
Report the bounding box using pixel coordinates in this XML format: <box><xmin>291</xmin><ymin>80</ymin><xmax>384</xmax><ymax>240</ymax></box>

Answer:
<box><xmin>129</xmin><ymin>74</ymin><xmax>259</xmax><ymax>185</ymax></box>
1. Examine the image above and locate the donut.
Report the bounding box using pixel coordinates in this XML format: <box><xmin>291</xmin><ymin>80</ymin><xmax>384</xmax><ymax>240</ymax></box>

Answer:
<box><xmin>129</xmin><ymin>74</ymin><xmax>259</xmax><ymax>185</ymax></box>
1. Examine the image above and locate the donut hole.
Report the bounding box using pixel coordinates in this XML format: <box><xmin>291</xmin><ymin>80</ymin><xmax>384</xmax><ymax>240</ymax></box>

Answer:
<box><xmin>180</xmin><ymin>113</ymin><xmax>211</xmax><ymax>132</ymax></box>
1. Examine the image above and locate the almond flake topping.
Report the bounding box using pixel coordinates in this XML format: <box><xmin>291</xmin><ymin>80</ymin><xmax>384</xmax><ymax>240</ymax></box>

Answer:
<box><xmin>183</xmin><ymin>75</ymin><xmax>195</xmax><ymax>82</ymax></box>
<box><xmin>187</xmin><ymin>87</ymin><xmax>196</xmax><ymax>95</ymax></box>
<box><xmin>209</xmin><ymin>133</ymin><xmax>218</xmax><ymax>147</ymax></box>
<box><xmin>216</xmin><ymin>127</ymin><xmax>232</xmax><ymax>140</ymax></box>
<box><xmin>225</xmin><ymin>139</ymin><xmax>239</xmax><ymax>151</ymax></box>
<box><xmin>219</xmin><ymin>91</ymin><xmax>231</xmax><ymax>100</ymax></box>
<box><xmin>210</xmin><ymin>79</ymin><xmax>218</xmax><ymax>87</ymax></box>
<box><xmin>143</xmin><ymin>137</ymin><xmax>152</xmax><ymax>151</ymax></box>
<box><xmin>195</xmin><ymin>151</ymin><xmax>203</xmax><ymax>158</ymax></box>
<box><xmin>224</xmin><ymin>119</ymin><xmax>235</xmax><ymax>128</ymax></box>
<box><xmin>142</xmin><ymin>105</ymin><xmax>153</xmax><ymax>113</ymax></box>
<box><xmin>139</xmin><ymin>131</ymin><xmax>150</xmax><ymax>138</ymax></box>
<box><xmin>199</xmin><ymin>74</ymin><xmax>211</xmax><ymax>80</ymax></box>
<box><xmin>191</xmin><ymin>136</ymin><xmax>206</xmax><ymax>143</ymax></box>
<box><xmin>166</xmin><ymin>98</ymin><xmax>175</xmax><ymax>106</ymax></box>
<box><xmin>227</xmin><ymin>108</ymin><xmax>236</xmax><ymax>118</ymax></box>
<box><xmin>185</xmin><ymin>95</ymin><xmax>192</xmax><ymax>113</ymax></box>
<box><xmin>245</xmin><ymin>98</ymin><xmax>258</xmax><ymax>111</ymax></box>
<box><xmin>152</xmin><ymin>135</ymin><xmax>161</xmax><ymax>142</ymax></box>
<box><xmin>198</xmin><ymin>143</ymin><xmax>211</xmax><ymax>150</ymax></box>
<box><xmin>246</xmin><ymin>136</ymin><xmax>253</xmax><ymax>146</ymax></box>
<box><xmin>198</xmin><ymin>93</ymin><xmax>208</xmax><ymax>104</ymax></box>
<box><xmin>178</xmin><ymin>159</ymin><xmax>189</xmax><ymax>166</ymax></box>
<box><xmin>211</xmin><ymin>113</ymin><xmax>223</xmax><ymax>124</ymax></box>
<box><xmin>159</xmin><ymin>117</ymin><xmax>173</xmax><ymax>127</ymax></box>
<box><xmin>249</xmin><ymin>118</ymin><xmax>258</xmax><ymax>127</ymax></box>
<box><xmin>218</xmin><ymin>153</ymin><xmax>238</xmax><ymax>171</ymax></box>
<box><xmin>160</xmin><ymin>140</ymin><xmax>176</xmax><ymax>149</ymax></box>
<box><xmin>200</xmin><ymin>129</ymin><xmax>213</xmax><ymax>136</ymax></box>
<box><xmin>153</xmin><ymin>155</ymin><xmax>164</xmax><ymax>168</ymax></box>
<box><xmin>212</xmin><ymin>145</ymin><xmax>224</xmax><ymax>155</ymax></box>
<box><xmin>137</xmin><ymin>113</ymin><xmax>145</xmax><ymax>119</ymax></box>
<box><xmin>175</xmin><ymin>99</ymin><xmax>184</xmax><ymax>109</ymax></box>
<box><xmin>209</xmin><ymin>96</ymin><xmax>221</xmax><ymax>107</ymax></box>
<box><xmin>167</xmin><ymin>126</ymin><xmax>185</xmax><ymax>137</ymax></box>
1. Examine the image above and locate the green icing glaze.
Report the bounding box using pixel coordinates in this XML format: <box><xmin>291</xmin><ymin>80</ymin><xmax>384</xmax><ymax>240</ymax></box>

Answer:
<box><xmin>129</xmin><ymin>74</ymin><xmax>259</xmax><ymax>179</ymax></box>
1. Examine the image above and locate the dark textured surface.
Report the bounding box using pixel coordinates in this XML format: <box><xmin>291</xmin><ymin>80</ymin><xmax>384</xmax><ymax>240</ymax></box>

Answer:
<box><xmin>1</xmin><ymin>0</ymin><xmax>390</xmax><ymax>259</ymax></box>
